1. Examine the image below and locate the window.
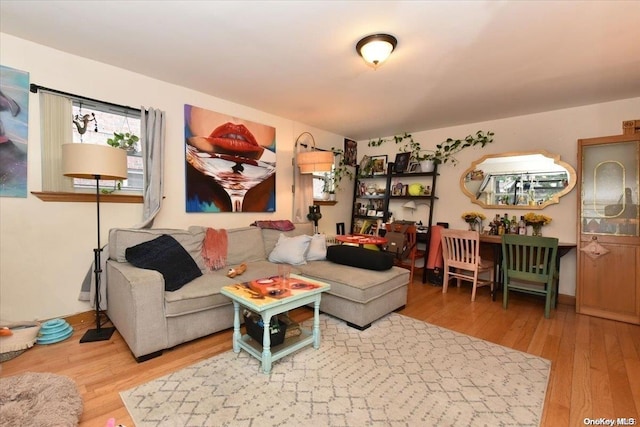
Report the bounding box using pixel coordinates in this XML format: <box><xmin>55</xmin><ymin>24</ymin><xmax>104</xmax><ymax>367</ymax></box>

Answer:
<box><xmin>71</xmin><ymin>102</ymin><xmax>142</xmax><ymax>193</ymax></box>
<box><xmin>312</xmin><ymin>170</ymin><xmax>334</xmax><ymax>200</ymax></box>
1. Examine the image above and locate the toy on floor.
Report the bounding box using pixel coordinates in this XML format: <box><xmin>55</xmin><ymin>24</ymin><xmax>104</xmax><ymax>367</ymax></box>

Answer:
<box><xmin>227</xmin><ymin>263</ymin><xmax>247</xmax><ymax>278</ymax></box>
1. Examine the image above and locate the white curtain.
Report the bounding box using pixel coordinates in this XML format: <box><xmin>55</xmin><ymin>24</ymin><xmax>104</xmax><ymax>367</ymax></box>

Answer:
<box><xmin>40</xmin><ymin>92</ymin><xmax>74</xmax><ymax>192</ymax></box>
<box><xmin>134</xmin><ymin>107</ymin><xmax>165</xmax><ymax>228</ymax></box>
<box><xmin>80</xmin><ymin>107</ymin><xmax>166</xmax><ymax>308</ymax></box>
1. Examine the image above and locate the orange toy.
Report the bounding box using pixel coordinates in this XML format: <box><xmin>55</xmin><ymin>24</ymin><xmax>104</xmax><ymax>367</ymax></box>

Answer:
<box><xmin>226</xmin><ymin>263</ymin><xmax>247</xmax><ymax>278</ymax></box>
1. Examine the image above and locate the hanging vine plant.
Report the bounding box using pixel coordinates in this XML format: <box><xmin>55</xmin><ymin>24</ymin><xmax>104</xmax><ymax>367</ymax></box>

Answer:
<box><xmin>368</xmin><ymin>130</ymin><xmax>495</xmax><ymax>165</ymax></box>
<box><xmin>329</xmin><ymin>147</ymin><xmax>354</xmax><ymax>191</ymax></box>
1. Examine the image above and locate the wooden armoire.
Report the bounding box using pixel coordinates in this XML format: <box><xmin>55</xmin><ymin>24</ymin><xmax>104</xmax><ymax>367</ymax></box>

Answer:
<box><xmin>576</xmin><ymin>120</ymin><xmax>640</xmax><ymax>324</ymax></box>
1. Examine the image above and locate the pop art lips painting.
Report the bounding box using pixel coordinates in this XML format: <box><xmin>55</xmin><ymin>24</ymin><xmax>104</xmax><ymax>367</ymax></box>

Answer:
<box><xmin>189</xmin><ymin>122</ymin><xmax>264</xmax><ymax>160</ymax></box>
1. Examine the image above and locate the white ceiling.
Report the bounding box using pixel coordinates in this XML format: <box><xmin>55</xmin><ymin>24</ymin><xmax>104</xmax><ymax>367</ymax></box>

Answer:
<box><xmin>2</xmin><ymin>1</ymin><xmax>639</xmax><ymax>140</ymax></box>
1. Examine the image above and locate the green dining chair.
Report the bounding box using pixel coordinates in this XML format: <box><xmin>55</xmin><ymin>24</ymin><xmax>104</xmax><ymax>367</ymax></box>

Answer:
<box><xmin>501</xmin><ymin>235</ymin><xmax>559</xmax><ymax>318</ymax></box>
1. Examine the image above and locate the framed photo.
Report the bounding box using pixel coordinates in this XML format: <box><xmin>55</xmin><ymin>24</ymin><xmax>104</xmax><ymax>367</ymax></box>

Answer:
<box><xmin>366</xmin><ymin>209</ymin><xmax>377</xmax><ymax>217</ymax></box>
<box><xmin>408</xmin><ymin>162</ymin><xmax>420</xmax><ymax>173</ymax></box>
<box><xmin>370</xmin><ymin>155</ymin><xmax>387</xmax><ymax>175</ymax></box>
<box><xmin>394</xmin><ymin>152</ymin><xmax>411</xmax><ymax>173</ymax></box>
<box><xmin>392</xmin><ymin>182</ymin><xmax>404</xmax><ymax>196</ymax></box>
<box><xmin>359</xmin><ymin>155</ymin><xmax>371</xmax><ymax>175</ymax></box>
<box><xmin>344</xmin><ymin>138</ymin><xmax>357</xmax><ymax>166</ymax></box>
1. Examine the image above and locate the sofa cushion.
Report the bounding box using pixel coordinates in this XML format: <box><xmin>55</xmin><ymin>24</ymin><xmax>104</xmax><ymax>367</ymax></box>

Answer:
<box><xmin>326</xmin><ymin>245</ymin><xmax>394</xmax><ymax>270</ymax></box>
<box><xmin>306</xmin><ymin>234</ymin><xmax>327</xmax><ymax>261</ymax></box>
<box><xmin>261</xmin><ymin>222</ymin><xmax>314</xmax><ymax>255</ymax></box>
<box><xmin>125</xmin><ymin>234</ymin><xmax>202</xmax><ymax>292</ymax></box>
<box><xmin>298</xmin><ymin>261</ymin><xmax>409</xmax><ymax>304</ymax></box>
<box><xmin>110</xmin><ymin>228</ymin><xmax>206</xmax><ymax>270</ymax></box>
<box><xmin>268</xmin><ymin>234</ymin><xmax>312</xmax><ymax>265</ymax></box>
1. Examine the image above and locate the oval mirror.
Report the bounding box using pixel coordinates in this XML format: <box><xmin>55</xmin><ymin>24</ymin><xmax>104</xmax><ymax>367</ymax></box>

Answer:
<box><xmin>460</xmin><ymin>150</ymin><xmax>577</xmax><ymax>209</ymax></box>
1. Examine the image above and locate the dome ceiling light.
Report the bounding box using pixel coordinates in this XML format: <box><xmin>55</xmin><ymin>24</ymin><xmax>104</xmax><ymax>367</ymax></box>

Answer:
<box><xmin>356</xmin><ymin>33</ymin><xmax>398</xmax><ymax>69</ymax></box>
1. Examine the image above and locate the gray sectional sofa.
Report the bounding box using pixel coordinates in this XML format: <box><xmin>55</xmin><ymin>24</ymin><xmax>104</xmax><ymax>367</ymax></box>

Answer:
<box><xmin>106</xmin><ymin>222</ymin><xmax>409</xmax><ymax>361</ymax></box>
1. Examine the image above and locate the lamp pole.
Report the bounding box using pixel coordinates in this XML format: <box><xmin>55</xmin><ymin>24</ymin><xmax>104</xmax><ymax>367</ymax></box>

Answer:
<box><xmin>80</xmin><ymin>174</ymin><xmax>116</xmax><ymax>343</ymax></box>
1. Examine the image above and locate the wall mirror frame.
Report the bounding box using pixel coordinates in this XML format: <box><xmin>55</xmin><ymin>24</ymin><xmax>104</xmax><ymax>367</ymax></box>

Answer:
<box><xmin>460</xmin><ymin>150</ymin><xmax>577</xmax><ymax>210</ymax></box>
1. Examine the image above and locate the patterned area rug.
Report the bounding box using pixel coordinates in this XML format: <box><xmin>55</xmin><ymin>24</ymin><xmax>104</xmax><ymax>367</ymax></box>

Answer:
<box><xmin>121</xmin><ymin>313</ymin><xmax>550</xmax><ymax>427</ymax></box>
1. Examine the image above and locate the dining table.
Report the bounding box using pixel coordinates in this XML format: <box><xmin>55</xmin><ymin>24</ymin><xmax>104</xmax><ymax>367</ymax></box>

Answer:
<box><xmin>479</xmin><ymin>234</ymin><xmax>577</xmax><ymax>302</ymax></box>
<box><xmin>335</xmin><ymin>234</ymin><xmax>388</xmax><ymax>248</ymax></box>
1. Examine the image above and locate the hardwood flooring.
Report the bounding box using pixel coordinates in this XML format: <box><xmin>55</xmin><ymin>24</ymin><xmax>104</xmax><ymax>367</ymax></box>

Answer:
<box><xmin>1</xmin><ymin>280</ymin><xmax>639</xmax><ymax>427</ymax></box>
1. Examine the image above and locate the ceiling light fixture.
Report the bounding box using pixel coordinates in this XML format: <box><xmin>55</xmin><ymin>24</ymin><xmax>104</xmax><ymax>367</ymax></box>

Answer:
<box><xmin>356</xmin><ymin>33</ymin><xmax>398</xmax><ymax>69</ymax></box>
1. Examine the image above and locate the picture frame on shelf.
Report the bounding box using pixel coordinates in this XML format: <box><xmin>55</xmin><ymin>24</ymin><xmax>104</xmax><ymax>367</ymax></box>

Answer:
<box><xmin>392</xmin><ymin>182</ymin><xmax>404</xmax><ymax>196</ymax></box>
<box><xmin>366</xmin><ymin>209</ymin><xmax>377</xmax><ymax>217</ymax></box>
<box><xmin>370</xmin><ymin>155</ymin><xmax>387</xmax><ymax>175</ymax></box>
<box><xmin>358</xmin><ymin>155</ymin><xmax>371</xmax><ymax>176</ymax></box>
<box><xmin>394</xmin><ymin>152</ymin><xmax>411</xmax><ymax>173</ymax></box>
<box><xmin>408</xmin><ymin>162</ymin><xmax>420</xmax><ymax>173</ymax></box>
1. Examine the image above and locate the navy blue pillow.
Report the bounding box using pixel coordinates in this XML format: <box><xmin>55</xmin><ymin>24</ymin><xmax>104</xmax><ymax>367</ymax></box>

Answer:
<box><xmin>326</xmin><ymin>245</ymin><xmax>394</xmax><ymax>271</ymax></box>
<box><xmin>125</xmin><ymin>234</ymin><xmax>202</xmax><ymax>292</ymax></box>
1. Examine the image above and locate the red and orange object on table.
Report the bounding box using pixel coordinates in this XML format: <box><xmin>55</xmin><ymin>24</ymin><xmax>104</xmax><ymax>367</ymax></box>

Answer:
<box><xmin>335</xmin><ymin>234</ymin><xmax>388</xmax><ymax>249</ymax></box>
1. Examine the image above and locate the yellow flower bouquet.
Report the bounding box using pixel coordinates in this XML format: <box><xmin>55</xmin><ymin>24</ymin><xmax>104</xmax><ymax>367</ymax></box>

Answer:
<box><xmin>523</xmin><ymin>212</ymin><xmax>552</xmax><ymax>226</ymax></box>
<box><xmin>461</xmin><ymin>212</ymin><xmax>486</xmax><ymax>231</ymax></box>
<box><xmin>524</xmin><ymin>212</ymin><xmax>551</xmax><ymax>236</ymax></box>
<box><xmin>461</xmin><ymin>212</ymin><xmax>486</xmax><ymax>223</ymax></box>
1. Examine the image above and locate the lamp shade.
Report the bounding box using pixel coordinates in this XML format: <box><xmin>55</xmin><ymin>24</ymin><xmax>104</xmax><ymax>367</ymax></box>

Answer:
<box><xmin>62</xmin><ymin>143</ymin><xmax>128</xmax><ymax>180</ymax></box>
<box><xmin>356</xmin><ymin>34</ymin><xmax>398</xmax><ymax>68</ymax></box>
<box><xmin>402</xmin><ymin>200</ymin><xmax>417</xmax><ymax>210</ymax></box>
<box><xmin>297</xmin><ymin>150</ymin><xmax>334</xmax><ymax>174</ymax></box>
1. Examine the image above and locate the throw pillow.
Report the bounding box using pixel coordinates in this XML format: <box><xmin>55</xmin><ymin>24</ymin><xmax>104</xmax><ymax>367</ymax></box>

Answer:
<box><xmin>125</xmin><ymin>234</ymin><xmax>202</xmax><ymax>292</ymax></box>
<box><xmin>326</xmin><ymin>245</ymin><xmax>394</xmax><ymax>271</ymax></box>
<box><xmin>306</xmin><ymin>234</ymin><xmax>327</xmax><ymax>261</ymax></box>
<box><xmin>268</xmin><ymin>234</ymin><xmax>312</xmax><ymax>265</ymax></box>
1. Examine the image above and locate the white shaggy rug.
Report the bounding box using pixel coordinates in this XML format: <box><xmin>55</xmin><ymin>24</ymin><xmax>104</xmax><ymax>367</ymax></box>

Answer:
<box><xmin>121</xmin><ymin>313</ymin><xmax>550</xmax><ymax>427</ymax></box>
<box><xmin>0</xmin><ymin>372</ymin><xmax>83</xmax><ymax>427</ymax></box>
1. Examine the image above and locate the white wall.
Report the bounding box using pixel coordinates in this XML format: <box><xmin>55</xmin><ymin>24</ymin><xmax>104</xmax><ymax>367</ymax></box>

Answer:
<box><xmin>356</xmin><ymin>97</ymin><xmax>640</xmax><ymax>297</ymax></box>
<box><xmin>1</xmin><ymin>33</ymin><xmax>638</xmax><ymax>320</ymax></box>
<box><xmin>0</xmin><ymin>34</ymin><xmax>345</xmax><ymax>321</ymax></box>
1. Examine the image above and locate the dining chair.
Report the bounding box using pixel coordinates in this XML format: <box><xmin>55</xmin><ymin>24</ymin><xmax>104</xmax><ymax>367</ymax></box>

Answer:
<box><xmin>440</xmin><ymin>229</ymin><xmax>494</xmax><ymax>301</ymax></box>
<box><xmin>384</xmin><ymin>223</ymin><xmax>421</xmax><ymax>283</ymax></box>
<box><xmin>501</xmin><ymin>234</ymin><xmax>559</xmax><ymax>318</ymax></box>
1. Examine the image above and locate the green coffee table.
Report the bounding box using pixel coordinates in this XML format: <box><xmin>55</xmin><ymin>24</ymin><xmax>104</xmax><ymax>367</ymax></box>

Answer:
<box><xmin>221</xmin><ymin>274</ymin><xmax>330</xmax><ymax>374</ymax></box>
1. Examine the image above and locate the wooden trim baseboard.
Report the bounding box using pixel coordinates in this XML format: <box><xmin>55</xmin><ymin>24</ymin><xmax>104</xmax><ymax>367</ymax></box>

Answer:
<box><xmin>557</xmin><ymin>293</ymin><xmax>576</xmax><ymax>307</ymax></box>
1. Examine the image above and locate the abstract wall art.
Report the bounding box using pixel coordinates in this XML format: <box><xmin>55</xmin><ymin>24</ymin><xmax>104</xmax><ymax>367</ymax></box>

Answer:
<box><xmin>184</xmin><ymin>104</ymin><xmax>276</xmax><ymax>212</ymax></box>
<box><xmin>0</xmin><ymin>65</ymin><xmax>29</xmax><ymax>198</ymax></box>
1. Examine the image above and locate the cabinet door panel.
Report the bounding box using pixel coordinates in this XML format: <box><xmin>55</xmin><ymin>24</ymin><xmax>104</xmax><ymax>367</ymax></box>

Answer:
<box><xmin>578</xmin><ymin>243</ymin><xmax>639</xmax><ymax>323</ymax></box>
<box><xmin>577</xmin><ymin>131</ymin><xmax>640</xmax><ymax>324</ymax></box>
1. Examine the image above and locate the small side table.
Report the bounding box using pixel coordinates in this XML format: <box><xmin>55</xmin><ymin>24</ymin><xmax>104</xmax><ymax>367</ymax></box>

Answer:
<box><xmin>221</xmin><ymin>274</ymin><xmax>330</xmax><ymax>374</ymax></box>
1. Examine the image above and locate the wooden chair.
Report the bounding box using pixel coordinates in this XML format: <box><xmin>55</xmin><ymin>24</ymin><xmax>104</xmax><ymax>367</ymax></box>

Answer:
<box><xmin>384</xmin><ymin>223</ymin><xmax>422</xmax><ymax>283</ymax></box>
<box><xmin>501</xmin><ymin>234</ymin><xmax>558</xmax><ymax>318</ymax></box>
<box><xmin>441</xmin><ymin>229</ymin><xmax>494</xmax><ymax>301</ymax></box>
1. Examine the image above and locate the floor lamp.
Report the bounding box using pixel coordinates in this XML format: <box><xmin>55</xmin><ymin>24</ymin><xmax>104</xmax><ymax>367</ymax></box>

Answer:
<box><xmin>62</xmin><ymin>143</ymin><xmax>128</xmax><ymax>343</ymax></box>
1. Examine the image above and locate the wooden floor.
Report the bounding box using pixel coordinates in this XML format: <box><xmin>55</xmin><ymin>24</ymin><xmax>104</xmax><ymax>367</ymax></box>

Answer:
<box><xmin>1</xmin><ymin>279</ymin><xmax>639</xmax><ymax>427</ymax></box>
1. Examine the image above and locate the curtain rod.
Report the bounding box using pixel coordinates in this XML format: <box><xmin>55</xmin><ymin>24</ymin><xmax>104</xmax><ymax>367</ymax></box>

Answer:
<box><xmin>30</xmin><ymin>83</ymin><xmax>141</xmax><ymax>114</ymax></box>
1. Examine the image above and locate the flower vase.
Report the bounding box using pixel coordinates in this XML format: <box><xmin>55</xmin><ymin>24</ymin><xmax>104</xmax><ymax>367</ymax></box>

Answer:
<box><xmin>531</xmin><ymin>223</ymin><xmax>543</xmax><ymax>236</ymax></box>
<box><xmin>467</xmin><ymin>220</ymin><xmax>479</xmax><ymax>232</ymax></box>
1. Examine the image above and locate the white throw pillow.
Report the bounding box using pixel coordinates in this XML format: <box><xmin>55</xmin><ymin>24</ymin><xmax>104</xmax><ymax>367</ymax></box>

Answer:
<box><xmin>268</xmin><ymin>234</ymin><xmax>312</xmax><ymax>265</ymax></box>
<box><xmin>306</xmin><ymin>234</ymin><xmax>327</xmax><ymax>261</ymax></box>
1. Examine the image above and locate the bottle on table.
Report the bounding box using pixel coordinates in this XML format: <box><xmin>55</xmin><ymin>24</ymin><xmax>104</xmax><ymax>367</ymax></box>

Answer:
<box><xmin>518</xmin><ymin>215</ymin><xmax>527</xmax><ymax>235</ymax></box>
<box><xmin>510</xmin><ymin>215</ymin><xmax>518</xmax><ymax>234</ymax></box>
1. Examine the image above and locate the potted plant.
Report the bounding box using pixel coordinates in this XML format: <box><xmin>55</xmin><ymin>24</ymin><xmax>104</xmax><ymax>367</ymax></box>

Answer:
<box><xmin>101</xmin><ymin>131</ymin><xmax>139</xmax><ymax>194</ymax></box>
<box><xmin>321</xmin><ymin>173</ymin><xmax>334</xmax><ymax>200</ymax></box>
<box><xmin>107</xmin><ymin>131</ymin><xmax>139</xmax><ymax>153</ymax></box>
